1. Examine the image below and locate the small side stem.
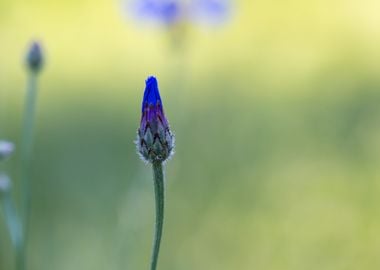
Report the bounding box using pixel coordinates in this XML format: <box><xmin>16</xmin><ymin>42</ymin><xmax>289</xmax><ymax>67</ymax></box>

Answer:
<box><xmin>151</xmin><ymin>162</ymin><xmax>165</xmax><ymax>270</ymax></box>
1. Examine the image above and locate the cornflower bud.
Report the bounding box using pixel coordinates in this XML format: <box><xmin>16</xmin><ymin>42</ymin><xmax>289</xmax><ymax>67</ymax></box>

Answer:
<box><xmin>26</xmin><ymin>41</ymin><xmax>44</xmax><ymax>73</ymax></box>
<box><xmin>137</xmin><ymin>76</ymin><xmax>174</xmax><ymax>163</ymax></box>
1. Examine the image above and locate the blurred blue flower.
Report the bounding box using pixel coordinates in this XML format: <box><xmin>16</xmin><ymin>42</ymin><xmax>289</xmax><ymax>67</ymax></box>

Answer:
<box><xmin>128</xmin><ymin>0</ymin><xmax>230</xmax><ymax>27</ymax></box>
<box><xmin>0</xmin><ymin>140</ymin><xmax>14</xmax><ymax>161</ymax></box>
<box><xmin>189</xmin><ymin>0</ymin><xmax>230</xmax><ymax>25</ymax></box>
<box><xmin>133</xmin><ymin>0</ymin><xmax>182</xmax><ymax>25</ymax></box>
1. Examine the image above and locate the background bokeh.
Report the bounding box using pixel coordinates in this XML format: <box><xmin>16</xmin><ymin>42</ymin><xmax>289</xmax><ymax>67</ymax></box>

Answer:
<box><xmin>1</xmin><ymin>0</ymin><xmax>380</xmax><ymax>269</ymax></box>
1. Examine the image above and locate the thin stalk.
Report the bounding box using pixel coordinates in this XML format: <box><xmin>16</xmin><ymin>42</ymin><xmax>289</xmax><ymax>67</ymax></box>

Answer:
<box><xmin>2</xmin><ymin>192</ymin><xmax>24</xmax><ymax>270</ymax></box>
<box><xmin>19</xmin><ymin>72</ymin><xmax>38</xmax><ymax>269</ymax></box>
<box><xmin>151</xmin><ymin>162</ymin><xmax>165</xmax><ymax>270</ymax></box>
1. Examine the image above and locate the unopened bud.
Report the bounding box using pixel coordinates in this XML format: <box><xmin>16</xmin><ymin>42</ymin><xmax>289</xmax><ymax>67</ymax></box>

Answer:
<box><xmin>26</xmin><ymin>41</ymin><xmax>44</xmax><ymax>73</ymax></box>
<box><xmin>137</xmin><ymin>76</ymin><xmax>174</xmax><ymax>163</ymax></box>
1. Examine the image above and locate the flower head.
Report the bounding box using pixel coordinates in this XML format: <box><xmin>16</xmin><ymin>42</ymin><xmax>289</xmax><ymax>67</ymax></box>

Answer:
<box><xmin>137</xmin><ymin>76</ymin><xmax>174</xmax><ymax>163</ymax></box>
<box><xmin>26</xmin><ymin>41</ymin><xmax>44</xmax><ymax>73</ymax></box>
<box><xmin>133</xmin><ymin>0</ymin><xmax>183</xmax><ymax>25</ymax></box>
<box><xmin>129</xmin><ymin>0</ymin><xmax>230</xmax><ymax>27</ymax></box>
<box><xmin>0</xmin><ymin>140</ymin><xmax>15</xmax><ymax>161</ymax></box>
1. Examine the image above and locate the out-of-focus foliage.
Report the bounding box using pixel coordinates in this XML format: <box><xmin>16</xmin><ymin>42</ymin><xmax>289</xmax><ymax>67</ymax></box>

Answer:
<box><xmin>0</xmin><ymin>0</ymin><xmax>380</xmax><ymax>269</ymax></box>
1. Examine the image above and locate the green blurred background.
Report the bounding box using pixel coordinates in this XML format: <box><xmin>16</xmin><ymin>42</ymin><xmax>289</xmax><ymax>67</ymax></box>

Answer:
<box><xmin>1</xmin><ymin>0</ymin><xmax>380</xmax><ymax>269</ymax></box>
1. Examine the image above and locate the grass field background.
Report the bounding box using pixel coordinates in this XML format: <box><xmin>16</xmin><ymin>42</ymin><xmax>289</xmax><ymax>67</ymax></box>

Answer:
<box><xmin>1</xmin><ymin>0</ymin><xmax>380</xmax><ymax>269</ymax></box>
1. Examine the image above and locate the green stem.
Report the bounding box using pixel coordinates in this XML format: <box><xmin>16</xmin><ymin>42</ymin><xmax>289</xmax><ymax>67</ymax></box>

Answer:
<box><xmin>151</xmin><ymin>162</ymin><xmax>165</xmax><ymax>270</ymax></box>
<box><xmin>2</xmin><ymin>192</ymin><xmax>24</xmax><ymax>270</ymax></box>
<box><xmin>19</xmin><ymin>72</ymin><xmax>38</xmax><ymax>270</ymax></box>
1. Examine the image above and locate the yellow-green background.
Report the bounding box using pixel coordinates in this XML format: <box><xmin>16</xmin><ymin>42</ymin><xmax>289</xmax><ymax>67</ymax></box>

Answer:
<box><xmin>1</xmin><ymin>0</ymin><xmax>380</xmax><ymax>269</ymax></box>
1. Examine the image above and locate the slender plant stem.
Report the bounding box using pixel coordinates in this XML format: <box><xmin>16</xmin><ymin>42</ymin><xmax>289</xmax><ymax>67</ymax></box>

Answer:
<box><xmin>2</xmin><ymin>192</ymin><xmax>24</xmax><ymax>270</ymax></box>
<box><xmin>19</xmin><ymin>72</ymin><xmax>38</xmax><ymax>270</ymax></box>
<box><xmin>151</xmin><ymin>162</ymin><xmax>165</xmax><ymax>270</ymax></box>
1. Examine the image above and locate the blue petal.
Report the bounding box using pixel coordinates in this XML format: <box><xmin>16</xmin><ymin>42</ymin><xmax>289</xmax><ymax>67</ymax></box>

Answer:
<box><xmin>142</xmin><ymin>76</ymin><xmax>162</xmax><ymax>111</ymax></box>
